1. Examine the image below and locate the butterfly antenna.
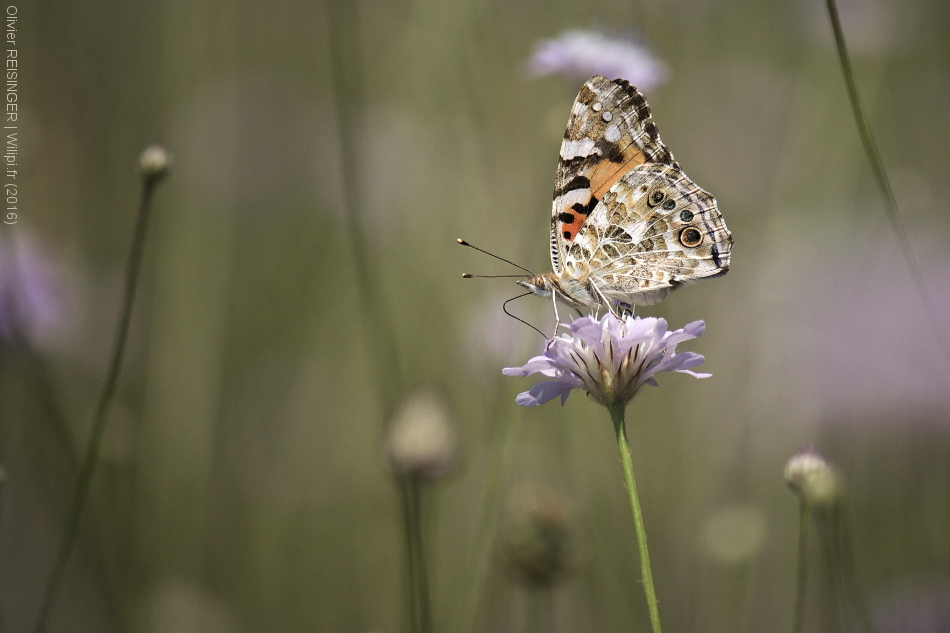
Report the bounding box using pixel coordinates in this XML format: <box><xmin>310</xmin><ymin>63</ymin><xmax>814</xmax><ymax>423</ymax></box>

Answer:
<box><xmin>457</xmin><ymin>239</ymin><xmax>535</xmax><ymax>276</ymax></box>
<box><xmin>503</xmin><ymin>292</ymin><xmax>547</xmax><ymax>339</ymax></box>
<box><xmin>462</xmin><ymin>273</ymin><xmax>530</xmax><ymax>279</ymax></box>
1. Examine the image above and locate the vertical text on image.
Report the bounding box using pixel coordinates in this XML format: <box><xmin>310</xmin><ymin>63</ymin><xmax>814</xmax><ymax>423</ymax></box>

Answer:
<box><xmin>4</xmin><ymin>4</ymin><xmax>16</xmax><ymax>225</ymax></box>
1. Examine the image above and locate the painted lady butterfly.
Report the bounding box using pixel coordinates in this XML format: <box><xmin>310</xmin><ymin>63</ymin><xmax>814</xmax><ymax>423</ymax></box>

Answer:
<box><xmin>519</xmin><ymin>76</ymin><xmax>732</xmax><ymax>315</ymax></box>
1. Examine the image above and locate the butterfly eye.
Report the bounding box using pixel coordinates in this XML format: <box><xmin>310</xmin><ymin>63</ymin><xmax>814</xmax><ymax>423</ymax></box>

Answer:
<box><xmin>662</xmin><ymin>199</ymin><xmax>676</xmax><ymax>211</ymax></box>
<box><xmin>679</xmin><ymin>227</ymin><xmax>702</xmax><ymax>247</ymax></box>
<box><xmin>648</xmin><ymin>190</ymin><xmax>665</xmax><ymax>207</ymax></box>
<box><xmin>679</xmin><ymin>210</ymin><xmax>694</xmax><ymax>222</ymax></box>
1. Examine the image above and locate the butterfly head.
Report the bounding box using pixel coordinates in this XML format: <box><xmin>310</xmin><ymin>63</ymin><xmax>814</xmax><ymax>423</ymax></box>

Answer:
<box><xmin>517</xmin><ymin>273</ymin><xmax>556</xmax><ymax>299</ymax></box>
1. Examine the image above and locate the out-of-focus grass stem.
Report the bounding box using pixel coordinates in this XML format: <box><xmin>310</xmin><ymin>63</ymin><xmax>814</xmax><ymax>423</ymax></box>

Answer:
<box><xmin>400</xmin><ymin>476</ymin><xmax>421</xmax><ymax>632</ymax></box>
<box><xmin>824</xmin><ymin>0</ymin><xmax>950</xmax><ymax>365</ymax></box>
<box><xmin>0</xmin><ymin>230</ymin><xmax>78</xmax><ymax>477</ymax></box>
<box><xmin>526</xmin><ymin>587</ymin><xmax>553</xmax><ymax>633</ymax></box>
<box><xmin>324</xmin><ymin>0</ymin><xmax>403</xmax><ymax>407</ymax></box>
<box><xmin>456</xmin><ymin>399</ymin><xmax>520</xmax><ymax>633</ymax></box>
<box><xmin>324</xmin><ymin>4</ymin><xmax>431</xmax><ymax>632</ymax></box>
<box><xmin>820</xmin><ymin>507</ymin><xmax>876</xmax><ymax>633</ymax></box>
<box><xmin>527</xmin><ymin>588</ymin><xmax>542</xmax><ymax>633</ymax></box>
<box><xmin>792</xmin><ymin>500</ymin><xmax>811</xmax><ymax>633</ymax></box>
<box><xmin>610</xmin><ymin>403</ymin><xmax>662</xmax><ymax>633</ymax></box>
<box><xmin>409</xmin><ymin>478</ymin><xmax>433</xmax><ymax>633</ymax></box>
<box><xmin>398</xmin><ymin>475</ymin><xmax>434</xmax><ymax>633</ymax></box>
<box><xmin>33</xmin><ymin>156</ymin><xmax>168</xmax><ymax>633</ymax></box>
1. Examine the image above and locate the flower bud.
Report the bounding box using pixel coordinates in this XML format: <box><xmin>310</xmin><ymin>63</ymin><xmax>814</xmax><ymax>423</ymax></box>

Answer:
<box><xmin>784</xmin><ymin>446</ymin><xmax>842</xmax><ymax>508</ymax></box>
<box><xmin>503</xmin><ymin>488</ymin><xmax>572</xmax><ymax>587</ymax></box>
<box><xmin>388</xmin><ymin>390</ymin><xmax>455</xmax><ymax>481</ymax></box>
<box><xmin>138</xmin><ymin>145</ymin><xmax>172</xmax><ymax>183</ymax></box>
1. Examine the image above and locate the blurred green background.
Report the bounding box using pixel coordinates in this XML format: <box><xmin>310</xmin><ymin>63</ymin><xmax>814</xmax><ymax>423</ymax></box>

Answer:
<box><xmin>3</xmin><ymin>0</ymin><xmax>950</xmax><ymax>631</ymax></box>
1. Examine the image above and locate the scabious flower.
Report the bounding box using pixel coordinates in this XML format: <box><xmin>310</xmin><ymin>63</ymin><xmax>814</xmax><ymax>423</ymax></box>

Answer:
<box><xmin>526</xmin><ymin>29</ymin><xmax>668</xmax><ymax>91</ymax></box>
<box><xmin>503</xmin><ymin>313</ymin><xmax>709</xmax><ymax>408</ymax></box>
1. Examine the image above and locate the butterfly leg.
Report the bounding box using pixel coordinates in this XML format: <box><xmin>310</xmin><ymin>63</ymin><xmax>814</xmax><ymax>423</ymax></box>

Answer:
<box><xmin>616</xmin><ymin>301</ymin><xmax>634</xmax><ymax>317</ymax></box>
<box><xmin>590</xmin><ymin>280</ymin><xmax>618</xmax><ymax>318</ymax></box>
<box><xmin>550</xmin><ymin>291</ymin><xmax>563</xmax><ymax>338</ymax></box>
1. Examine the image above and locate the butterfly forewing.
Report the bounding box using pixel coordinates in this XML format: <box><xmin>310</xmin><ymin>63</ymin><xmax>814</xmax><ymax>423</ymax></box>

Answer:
<box><xmin>551</xmin><ymin>76</ymin><xmax>677</xmax><ymax>274</ymax></box>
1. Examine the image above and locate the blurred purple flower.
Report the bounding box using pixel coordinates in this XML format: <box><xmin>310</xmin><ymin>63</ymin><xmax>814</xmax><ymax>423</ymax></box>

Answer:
<box><xmin>0</xmin><ymin>234</ymin><xmax>68</xmax><ymax>345</ymax></box>
<box><xmin>503</xmin><ymin>313</ymin><xmax>708</xmax><ymax>407</ymax></box>
<box><xmin>527</xmin><ymin>30</ymin><xmax>668</xmax><ymax>91</ymax></box>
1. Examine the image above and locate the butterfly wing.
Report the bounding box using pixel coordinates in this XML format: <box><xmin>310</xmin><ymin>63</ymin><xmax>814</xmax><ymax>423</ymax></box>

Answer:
<box><xmin>564</xmin><ymin>163</ymin><xmax>732</xmax><ymax>306</ymax></box>
<box><xmin>551</xmin><ymin>76</ymin><xmax>677</xmax><ymax>273</ymax></box>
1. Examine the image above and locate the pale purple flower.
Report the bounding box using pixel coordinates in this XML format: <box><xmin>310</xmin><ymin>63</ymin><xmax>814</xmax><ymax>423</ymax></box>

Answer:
<box><xmin>527</xmin><ymin>30</ymin><xmax>668</xmax><ymax>91</ymax></box>
<box><xmin>503</xmin><ymin>313</ymin><xmax>709</xmax><ymax>407</ymax></box>
<box><xmin>0</xmin><ymin>234</ymin><xmax>69</xmax><ymax>345</ymax></box>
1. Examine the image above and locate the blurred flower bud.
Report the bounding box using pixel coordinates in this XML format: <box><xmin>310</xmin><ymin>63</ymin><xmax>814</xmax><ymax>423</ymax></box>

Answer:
<box><xmin>700</xmin><ymin>504</ymin><xmax>767</xmax><ymax>565</ymax></box>
<box><xmin>784</xmin><ymin>446</ymin><xmax>843</xmax><ymax>508</ymax></box>
<box><xmin>503</xmin><ymin>488</ymin><xmax>572</xmax><ymax>587</ymax></box>
<box><xmin>138</xmin><ymin>145</ymin><xmax>172</xmax><ymax>183</ymax></box>
<box><xmin>388</xmin><ymin>390</ymin><xmax>455</xmax><ymax>481</ymax></box>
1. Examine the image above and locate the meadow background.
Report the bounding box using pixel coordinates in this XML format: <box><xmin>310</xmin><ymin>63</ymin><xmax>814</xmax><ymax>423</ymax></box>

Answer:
<box><xmin>3</xmin><ymin>0</ymin><xmax>950</xmax><ymax>631</ymax></box>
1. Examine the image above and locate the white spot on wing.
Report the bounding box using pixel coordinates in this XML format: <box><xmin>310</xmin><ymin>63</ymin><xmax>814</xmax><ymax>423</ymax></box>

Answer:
<box><xmin>604</xmin><ymin>124</ymin><xmax>621</xmax><ymax>143</ymax></box>
<box><xmin>560</xmin><ymin>137</ymin><xmax>598</xmax><ymax>159</ymax></box>
<box><xmin>554</xmin><ymin>188</ymin><xmax>590</xmax><ymax>209</ymax></box>
<box><xmin>602</xmin><ymin>111</ymin><xmax>613</xmax><ymax>122</ymax></box>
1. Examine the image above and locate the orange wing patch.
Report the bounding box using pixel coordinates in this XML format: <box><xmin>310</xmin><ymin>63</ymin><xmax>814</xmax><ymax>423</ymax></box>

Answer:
<box><xmin>559</xmin><ymin>150</ymin><xmax>647</xmax><ymax>242</ymax></box>
<box><xmin>559</xmin><ymin>211</ymin><xmax>586</xmax><ymax>241</ymax></box>
<box><xmin>552</xmin><ymin>77</ymin><xmax>677</xmax><ymax>247</ymax></box>
<box><xmin>590</xmin><ymin>149</ymin><xmax>646</xmax><ymax>199</ymax></box>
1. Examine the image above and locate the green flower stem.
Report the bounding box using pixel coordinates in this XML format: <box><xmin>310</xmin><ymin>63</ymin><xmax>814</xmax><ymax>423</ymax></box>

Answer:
<box><xmin>526</xmin><ymin>587</ymin><xmax>549</xmax><ymax>633</ymax></box>
<box><xmin>829</xmin><ymin>508</ymin><xmax>875</xmax><ymax>633</ymax></box>
<box><xmin>456</xmin><ymin>399</ymin><xmax>521</xmax><ymax>633</ymax></box>
<box><xmin>609</xmin><ymin>403</ymin><xmax>662</xmax><ymax>633</ymax></box>
<box><xmin>401</xmin><ymin>475</ymin><xmax>433</xmax><ymax>633</ymax></box>
<box><xmin>400</xmin><ymin>477</ymin><xmax>421</xmax><ymax>632</ymax></box>
<box><xmin>34</xmin><ymin>174</ymin><xmax>163</xmax><ymax>633</ymax></box>
<box><xmin>792</xmin><ymin>500</ymin><xmax>811</xmax><ymax>633</ymax></box>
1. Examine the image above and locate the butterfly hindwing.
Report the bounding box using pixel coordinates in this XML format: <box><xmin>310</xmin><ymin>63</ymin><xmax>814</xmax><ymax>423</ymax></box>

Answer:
<box><xmin>565</xmin><ymin>163</ymin><xmax>731</xmax><ymax>305</ymax></box>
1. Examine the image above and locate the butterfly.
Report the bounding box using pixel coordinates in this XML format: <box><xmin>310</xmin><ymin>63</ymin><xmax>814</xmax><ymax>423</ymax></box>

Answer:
<box><xmin>519</xmin><ymin>76</ymin><xmax>732</xmax><ymax>317</ymax></box>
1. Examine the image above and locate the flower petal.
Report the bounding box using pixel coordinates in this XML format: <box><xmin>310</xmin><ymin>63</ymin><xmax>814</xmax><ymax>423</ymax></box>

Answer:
<box><xmin>503</xmin><ymin>354</ymin><xmax>561</xmax><ymax>377</ymax></box>
<box><xmin>642</xmin><ymin>351</ymin><xmax>707</xmax><ymax>385</ymax></box>
<box><xmin>515</xmin><ymin>379</ymin><xmax>581</xmax><ymax>406</ymax></box>
<box><xmin>661</xmin><ymin>320</ymin><xmax>706</xmax><ymax>348</ymax></box>
<box><xmin>678</xmin><ymin>369</ymin><xmax>712</xmax><ymax>379</ymax></box>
